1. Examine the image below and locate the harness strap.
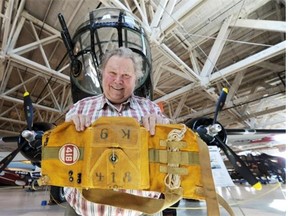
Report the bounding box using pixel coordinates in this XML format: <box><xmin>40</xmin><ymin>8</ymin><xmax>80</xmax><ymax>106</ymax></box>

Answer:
<box><xmin>217</xmin><ymin>193</ymin><xmax>235</xmax><ymax>216</ymax></box>
<box><xmin>197</xmin><ymin>136</ymin><xmax>220</xmax><ymax>215</ymax></box>
<box><xmin>82</xmin><ymin>130</ymin><xmax>234</xmax><ymax>216</ymax></box>
<box><xmin>41</xmin><ymin>118</ymin><xmax>235</xmax><ymax>215</ymax></box>
<box><xmin>82</xmin><ymin>187</ymin><xmax>183</xmax><ymax>215</ymax></box>
<box><xmin>149</xmin><ymin>149</ymin><xmax>199</xmax><ymax>165</ymax></box>
<box><xmin>197</xmin><ymin>136</ymin><xmax>235</xmax><ymax>216</ymax></box>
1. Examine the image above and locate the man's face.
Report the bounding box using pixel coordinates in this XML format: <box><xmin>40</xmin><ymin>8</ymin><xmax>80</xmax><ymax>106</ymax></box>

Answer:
<box><xmin>102</xmin><ymin>56</ymin><xmax>136</xmax><ymax>104</ymax></box>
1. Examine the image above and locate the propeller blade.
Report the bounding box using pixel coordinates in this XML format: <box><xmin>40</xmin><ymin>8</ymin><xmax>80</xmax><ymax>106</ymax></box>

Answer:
<box><xmin>226</xmin><ymin>128</ymin><xmax>286</xmax><ymax>135</ymax></box>
<box><xmin>0</xmin><ymin>143</ymin><xmax>25</xmax><ymax>173</ymax></box>
<box><xmin>213</xmin><ymin>88</ymin><xmax>228</xmax><ymax>124</ymax></box>
<box><xmin>23</xmin><ymin>91</ymin><xmax>33</xmax><ymax>130</ymax></box>
<box><xmin>214</xmin><ymin>135</ymin><xmax>262</xmax><ymax>190</ymax></box>
<box><xmin>0</xmin><ymin>136</ymin><xmax>18</xmax><ymax>143</ymax></box>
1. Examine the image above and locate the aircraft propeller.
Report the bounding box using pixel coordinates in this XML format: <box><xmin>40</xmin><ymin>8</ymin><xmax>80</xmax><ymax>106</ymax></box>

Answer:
<box><xmin>23</xmin><ymin>91</ymin><xmax>33</xmax><ymax>130</ymax></box>
<box><xmin>0</xmin><ymin>92</ymin><xmax>53</xmax><ymax>173</ymax></box>
<box><xmin>185</xmin><ymin>88</ymin><xmax>262</xmax><ymax>190</ymax></box>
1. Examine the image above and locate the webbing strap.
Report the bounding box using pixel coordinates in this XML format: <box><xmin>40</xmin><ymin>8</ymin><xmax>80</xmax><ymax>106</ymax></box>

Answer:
<box><xmin>42</xmin><ymin>147</ymin><xmax>84</xmax><ymax>160</ymax></box>
<box><xmin>197</xmin><ymin>136</ymin><xmax>235</xmax><ymax>216</ymax></box>
<box><xmin>82</xmin><ymin>187</ymin><xmax>183</xmax><ymax>215</ymax></box>
<box><xmin>217</xmin><ymin>193</ymin><xmax>235</xmax><ymax>216</ymax></box>
<box><xmin>149</xmin><ymin>149</ymin><xmax>199</xmax><ymax>165</ymax></box>
<box><xmin>82</xmin><ymin>136</ymin><xmax>234</xmax><ymax>216</ymax></box>
<box><xmin>197</xmin><ymin>136</ymin><xmax>220</xmax><ymax>216</ymax></box>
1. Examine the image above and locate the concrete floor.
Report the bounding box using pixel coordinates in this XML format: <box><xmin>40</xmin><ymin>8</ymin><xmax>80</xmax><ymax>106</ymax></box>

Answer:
<box><xmin>0</xmin><ymin>183</ymin><xmax>286</xmax><ymax>216</ymax></box>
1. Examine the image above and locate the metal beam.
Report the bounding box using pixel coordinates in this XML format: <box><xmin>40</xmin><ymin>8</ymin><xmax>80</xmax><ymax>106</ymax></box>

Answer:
<box><xmin>257</xmin><ymin>61</ymin><xmax>285</xmax><ymax>72</ymax></box>
<box><xmin>150</xmin><ymin>0</ymin><xmax>169</xmax><ymax>32</ymax></box>
<box><xmin>241</xmin><ymin>105</ymin><xmax>286</xmax><ymax>121</ymax></box>
<box><xmin>226</xmin><ymin>71</ymin><xmax>245</xmax><ymax>106</ymax></box>
<box><xmin>10</xmin><ymin>35</ymin><xmax>59</xmax><ymax>55</ymax></box>
<box><xmin>184</xmin><ymin>0</ymin><xmax>271</xmax><ymax>49</ymax></box>
<box><xmin>172</xmin><ymin>93</ymin><xmax>188</xmax><ymax>119</ymax></box>
<box><xmin>0</xmin><ymin>117</ymin><xmax>26</xmax><ymax>125</ymax></box>
<box><xmin>152</xmin><ymin>63</ymin><xmax>163</xmax><ymax>89</ymax></box>
<box><xmin>102</xmin><ymin>0</ymin><xmax>130</xmax><ymax>11</ymax></box>
<box><xmin>159</xmin><ymin>44</ymin><xmax>201</xmax><ymax>81</ymax></box>
<box><xmin>233</xmin><ymin>19</ymin><xmax>286</xmax><ymax>32</ymax></box>
<box><xmin>161</xmin><ymin>0</ymin><xmax>177</xmax><ymax>24</ymax></box>
<box><xmin>5</xmin><ymin>0</ymin><xmax>26</xmax><ymax>53</ymax></box>
<box><xmin>154</xmin><ymin>41</ymin><xmax>285</xmax><ymax>108</ymax></box>
<box><xmin>161</xmin><ymin>65</ymin><xmax>195</xmax><ymax>82</ymax></box>
<box><xmin>1</xmin><ymin>73</ymin><xmax>39</xmax><ymax>96</ymax></box>
<box><xmin>210</xmin><ymin>41</ymin><xmax>286</xmax><ymax>82</ymax></box>
<box><xmin>154</xmin><ymin>83</ymin><xmax>195</xmax><ymax>103</ymax></box>
<box><xmin>175</xmin><ymin>85</ymin><xmax>285</xmax><ymax>122</ymax></box>
<box><xmin>158</xmin><ymin>0</ymin><xmax>203</xmax><ymax>34</ymax></box>
<box><xmin>190</xmin><ymin>50</ymin><xmax>201</xmax><ymax>75</ymax></box>
<box><xmin>0</xmin><ymin>95</ymin><xmax>61</xmax><ymax>113</ymax></box>
<box><xmin>9</xmin><ymin>54</ymin><xmax>70</xmax><ymax>83</ymax></box>
<box><xmin>21</xmin><ymin>10</ymin><xmax>60</xmax><ymax>35</ymax></box>
<box><xmin>200</xmin><ymin>16</ymin><xmax>232</xmax><ymax>83</ymax></box>
<box><xmin>0</xmin><ymin>0</ymin><xmax>14</xmax><ymax>54</ymax></box>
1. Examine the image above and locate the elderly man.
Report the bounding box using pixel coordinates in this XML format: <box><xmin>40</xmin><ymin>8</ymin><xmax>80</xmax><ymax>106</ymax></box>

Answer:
<box><xmin>64</xmin><ymin>47</ymin><xmax>170</xmax><ymax>216</ymax></box>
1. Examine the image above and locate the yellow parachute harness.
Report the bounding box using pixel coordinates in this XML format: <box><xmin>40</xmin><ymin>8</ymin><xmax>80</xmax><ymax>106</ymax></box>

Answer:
<box><xmin>40</xmin><ymin>117</ymin><xmax>234</xmax><ymax>215</ymax></box>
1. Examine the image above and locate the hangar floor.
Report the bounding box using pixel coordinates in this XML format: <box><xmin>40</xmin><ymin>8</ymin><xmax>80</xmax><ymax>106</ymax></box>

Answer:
<box><xmin>0</xmin><ymin>183</ymin><xmax>286</xmax><ymax>216</ymax></box>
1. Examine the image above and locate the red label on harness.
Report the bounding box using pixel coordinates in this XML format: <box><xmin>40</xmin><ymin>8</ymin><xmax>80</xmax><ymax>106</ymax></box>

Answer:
<box><xmin>59</xmin><ymin>144</ymin><xmax>80</xmax><ymax>165</ymax></box>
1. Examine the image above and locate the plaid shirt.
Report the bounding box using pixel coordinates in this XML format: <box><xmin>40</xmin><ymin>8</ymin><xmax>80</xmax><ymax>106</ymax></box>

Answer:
<box><xmin>64</xmin><ymin>94</ymin><xmax>168</xmax><ymax>216</ymax></box>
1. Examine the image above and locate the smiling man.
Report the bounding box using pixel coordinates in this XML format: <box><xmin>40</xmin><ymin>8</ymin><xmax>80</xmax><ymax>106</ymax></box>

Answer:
<box><xmin>102</xmin><ymin>53</ymin><xmax>138</xmax><ymax>107</ymax></box>
<box><xmin>64</xmin><ymin>47</ymin><xmax>170</xmax><ymax>216</ymax></box>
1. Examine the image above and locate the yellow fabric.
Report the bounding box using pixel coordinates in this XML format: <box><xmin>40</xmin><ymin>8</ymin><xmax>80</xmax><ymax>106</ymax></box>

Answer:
<box><xmin>41</xmin><ymin>117</ymin><xmax>203</xmax><ymax>198</ymax></box>
<box><xmin>41</xmin><ymin>122</ymin><xmax>85</xmax><ymax>188</ymax></box>
<box><xmin>41</xmin><ymin>117</ymin><xmax>149</xmax><ymax>189</ymax></box>
<box><xmin>148</xmin><ymin>124</ymin><xmax>205</xmax><ymax>200</ymax></box>
<box><xmin>40</xmin><ymin>116</ymin><xmax>234</xmax><ymax>215</ymax></box>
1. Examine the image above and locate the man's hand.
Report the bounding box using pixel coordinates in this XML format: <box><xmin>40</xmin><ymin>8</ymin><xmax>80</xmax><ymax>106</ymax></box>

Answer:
<box><xmin>66</xmin><ymin>114</ymin><xmax>91</xmax><ymax>131</ymax></box>
<box><xmin>142</xmin><ymin>114</ymin><xmax>170</xmax><ymax>135</ymax></box>
<box><xmin>67</xmin><ymin>114</ymin><xmax>169</xmax><ymax>134</ymax></box>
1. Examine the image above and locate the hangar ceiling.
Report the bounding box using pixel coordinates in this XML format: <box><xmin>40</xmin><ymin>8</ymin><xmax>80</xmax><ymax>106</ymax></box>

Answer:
<box><xmin>0</xmin><ymin>0</ymin><xmax>286</xmax><ymax>152</ymax></box>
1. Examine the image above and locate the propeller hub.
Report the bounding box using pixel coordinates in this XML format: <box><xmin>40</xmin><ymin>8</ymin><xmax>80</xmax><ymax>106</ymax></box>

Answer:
<box><xmin>207</xmin><ymin>124</ymin><xmax>222</xmax><ymax>136</ymax></box>
<box><xmin>21</xmin><ymin>130</ymin><xmax>36</xmax><ymax>143</ymax></box>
